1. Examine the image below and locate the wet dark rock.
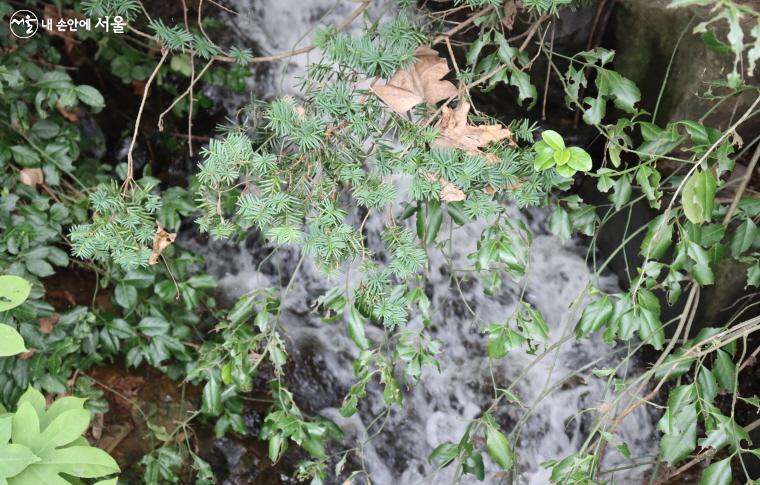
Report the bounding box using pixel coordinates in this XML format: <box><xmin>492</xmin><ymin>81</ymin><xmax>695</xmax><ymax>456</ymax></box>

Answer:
<box><xmin>614</xmin><ymin>0</ymin><xmax>760</xmax><ymax>138</ymax></box>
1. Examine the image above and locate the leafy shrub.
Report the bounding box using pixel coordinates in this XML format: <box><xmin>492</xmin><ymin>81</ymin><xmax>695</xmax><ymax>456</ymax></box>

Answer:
<box><xmin>0</xmin><ymin>386</ymin><xmax>119</xmax><ymax>484</ymax></box>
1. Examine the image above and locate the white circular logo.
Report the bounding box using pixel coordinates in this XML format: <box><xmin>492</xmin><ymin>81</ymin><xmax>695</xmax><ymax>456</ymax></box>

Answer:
<box><xmin>9</xmin><ymin>10</ymin><xmax>39</xmax><ymax>39</ymax></box>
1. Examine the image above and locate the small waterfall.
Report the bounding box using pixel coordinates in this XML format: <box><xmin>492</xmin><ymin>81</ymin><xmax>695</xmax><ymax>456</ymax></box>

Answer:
<box><xmin>187</xmin><ymin>1</ymin><xmax>659</xmax><ymax>482</ymax></box>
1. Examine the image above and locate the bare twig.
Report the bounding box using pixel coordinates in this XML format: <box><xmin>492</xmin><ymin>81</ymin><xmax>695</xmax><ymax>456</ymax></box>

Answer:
<box><xmin>723</xmin><ymin>140</ymin><xmax>760</xmax><ymax>224</ymax></box>
<box><xmin>432</xmin><ymin>5</ymin><xmax>494</xmax><ymax>45</ymax></box>
<box><xmin>158</xmin><ymin>59</ymin><xmax>215</xmax><ymax>132</ymax></box>
<box><xmin>124</xmin><ymin>47</ymin><xmax>169</xmax><ymax>192</ymax></box>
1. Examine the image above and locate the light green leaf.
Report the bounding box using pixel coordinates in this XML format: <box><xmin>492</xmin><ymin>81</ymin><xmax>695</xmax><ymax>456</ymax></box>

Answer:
<box><xmin>0</xmin><ymin>326</ymin><xmax>26</xmax><ymax>357</ymax></box>
<box><xmin>11</xmin><ymin>404</ymin><xmax>39</xmax><ymax>450</ymax></box>
<box><xmin>485</xmin><ymin>425</ymin><xmax>513</xmax><ymax>471</ymax></box>
<box><xmin>33</xmin><ymin>446</ymin><xmax>119</xmax><ymax>478</ymax></box>
<box><xmin>533</xmin><ymin>141</ymin><xmax>555</xmax><ymax>171</ymax></box>
<box><xmin>29</xmin><ymin>409</ymin><xmax>90</xmax><ymax>456</ymax></box>
<box><xmin>682</xmin><ymin>170</ymin><xmax>717</xmax><ymax>224</ymax></box>
<box><xmin>0</xmin><ymin>443</ymin><xmax>39</xmax><ymax>479</ymax></box>
<box><xmin>566</xmin><ymin>147</ymin><xmax>592</xmax><ymax>172</ymax></box>
<box><xmin>541</xmin><ymin>131</ymin><xmax>565</xmax><ymax>151</ymax></box>
<box><xmin>640</xmin><ymin>215</ymin><xmax>673</xmax><ymax>259</ymax></box>
<box><xmin>0</xmin><ymin>275</ymin><xmax>31</xmax><ymax>312</ymax></box>
<box><xmin>347</xmin><ymin>305</ymin><xmax>370</xmax><ymax>350</ymax></box>
<box><xmin>201</xmin><ymin>377</ymin><xmax>222</xmax><ymax>416</ymax></box>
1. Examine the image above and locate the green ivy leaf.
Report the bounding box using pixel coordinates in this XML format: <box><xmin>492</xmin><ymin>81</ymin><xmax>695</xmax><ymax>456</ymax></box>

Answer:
<box><xmin>659</xmin><ymin>403</ymin><xmax>697</xmax><ymax>464</ymax></box>
<box><xmin>640</xmin><ymin>215</ymin><xmax>673</xmax><ymax>259</ymax></box>
<box><xmin>730</xmin><ymin>218</ymin><xmax>757</xmax><ymax>257</ymax></box>
<box><xmin>699</xmin><ymin>457</ymin><xmax>731</xmax><ymax>485</ymax></box>
<box><xmin>485</xmin><ymin>425</ymin><xmax>513</xmax><ymax>471</ymax></box>
<box><xmin>610</xmin><ymin>175</ymin><xmax>632</xmax><ymax>210</ymax></box>
<box><xmin>582</xmin><ymin>96</ymin><xmax>606</xmax><ymax>125</ymax></box>
<box><xmin>596</xmin><ymin>69</ymin><xmax>640</xmax><ymax>113</ymax></box>
<box><xmin>429</xmin><ymin>442</ymin><xmax>458</xmax><ymax>467</ymax></box>
<box><xmin>575</xmin><ymin>295</ymin><xmax>613</xmax><ymax>338</ymax></box>
<box><xmin>682</xmin><ymin>170</ymin><xmax>717</xmax><ymax>224</ymax></box>
<box><xmin>638</xmin><ymin>307</ymin><xmax>664</xmax><ymax>350</ymax></box>
<box><xmin>687</xmin><ymin>242</ymin><xmax>714</xmax><ymax>285</ymax></box>
<box><xmin>509</xmin><ymin>70</ymin><xmax>537</xmax><ymax>108</ymax></box>
<box><xmin>748</xmin><ymin>263</ymin><xmax>760</xmax><ymax>287</ymax></box>
<box><xmin>549</xmin><ymin>206</ymin><xmax>572</xmax><ymax>242</ymax></box>
<box><xmin>347</xmin><ymin>305</ymin><xmax>370</xmax><ymax>350</ymax></box>
<box><xmin>201</xmin><ymin>377</ymin><xmax>223</xmax><ymax>416</ymax></box>
<box><xmin>713</xmin><ymin>349</ymin><xmax>736</xmax><ymax>392</ymax></box>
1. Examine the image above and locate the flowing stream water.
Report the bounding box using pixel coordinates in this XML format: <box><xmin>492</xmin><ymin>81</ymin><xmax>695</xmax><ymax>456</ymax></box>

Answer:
<box><xmin>189</xmin><ymin>1</ymin><xmax>659</xmax><ymax>483</ymax></box>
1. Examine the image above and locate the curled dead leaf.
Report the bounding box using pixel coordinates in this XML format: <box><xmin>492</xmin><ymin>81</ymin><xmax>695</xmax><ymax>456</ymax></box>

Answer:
<box><xmin>371</xmin><ymin>47</ymin><xmax>458</xmax><ymax>113</ymax></box>
<box><xmin>19</xmin><ymin>349</ymin><xmax>37</xmax><ymax>360</ymax></box>
<box><xmin>19</xmin><ymin>168</ymin><xmax>44</xmax><ymax>187</ymax></box>
<box><xmin>432</xmin><ymin>102</ymin><xmax>514</xmax><ymax>154</ymax></box>
<box><xmin>56</xmin><ymin>103</ymin><xmax>80</xmax><ymax>122</ymax></box>
<box><xmin>502</xmin><ymin>0</ymin><xmax>521</xmax><ymax>30</ymax></box>
<box><xmin>39</xmin><ymin>313</ymin><xmax>60</xmax><ymax>334</ymax></box>
<box><xmin>148</xmin><ymin>222</ymin><xmax>177</xmax><ymax>265</ymax></box>
<box><xmin>426</xmin><ymin>173</ymin><xmax>465</xmax><ymax>202</ymax></box>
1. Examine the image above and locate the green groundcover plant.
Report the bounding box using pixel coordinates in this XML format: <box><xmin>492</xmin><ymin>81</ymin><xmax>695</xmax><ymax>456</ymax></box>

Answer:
<box><xmin>0</xmin><ymin>0</ymin><xmax>759</xmax><ymax>483</ymax></box>
<box><xmin>0</xmin><ymin>387</ymin><xmax>119</xmax><ymax>484</ymax></box>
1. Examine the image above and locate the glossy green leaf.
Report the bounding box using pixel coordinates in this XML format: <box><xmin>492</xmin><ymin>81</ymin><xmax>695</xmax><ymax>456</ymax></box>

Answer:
<box><xmin>541</xmin><ymin>130</ymin><xmax>565</xmax><ymax>151</ymax></box>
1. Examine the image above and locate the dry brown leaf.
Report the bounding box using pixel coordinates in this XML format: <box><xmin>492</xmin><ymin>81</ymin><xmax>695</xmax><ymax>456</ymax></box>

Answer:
<box><xmin>426</xmin><ymin>173</ymin><xmax>465</xmax><ymax>202</ymax></box>
<box><xmin>56</xmin><ymin>103</ymin><xmax>79</xmax><ymax>122</ymax></box>
<box><xmin>502</xmin><ymin>0</ymin><xmax>521</xmax><ymax>30</ymax></box>
<box><xmin>39</xmin><ymin>313</ymin><xmax>60</xmax><ymax>335</ymax></box>
<box><xmin>432</xmin><ymin>102</ymin><xmax>514</xmax><ymax>154</ymax></box>
<box><xmin>440</xmin><ymin>179</ymin><xmax>466</xmax><ymax>202</ymax></box>
<box><xmin>19</xmin><ymin>349</ymin><xmax>37</xmax><ymax>360</ymax></box>
<box><xmin>371</xmin><ymin>47</ymin><xmax>458</xmax><ymax>113</ymax></box>
<box><xmin>90</xmin><ymin>413</ymin><xmax>104</xmax><ymax>441</ymax></box>
<box><xmin>19</xmin><ymin>168</ymin><xmax>44</xmax><ymax>187</ymax></box>
<box><xmin>148</xmin><ymin>222</ymin><xmax>177</xmax><ymax>265</ymax></box>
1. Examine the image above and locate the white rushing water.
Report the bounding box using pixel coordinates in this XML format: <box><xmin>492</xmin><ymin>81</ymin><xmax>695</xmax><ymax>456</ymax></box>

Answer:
<box><xmin>191</xmin><ymin>1</ymin><xmax>658</xmax><ymax>483</ymax></box>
